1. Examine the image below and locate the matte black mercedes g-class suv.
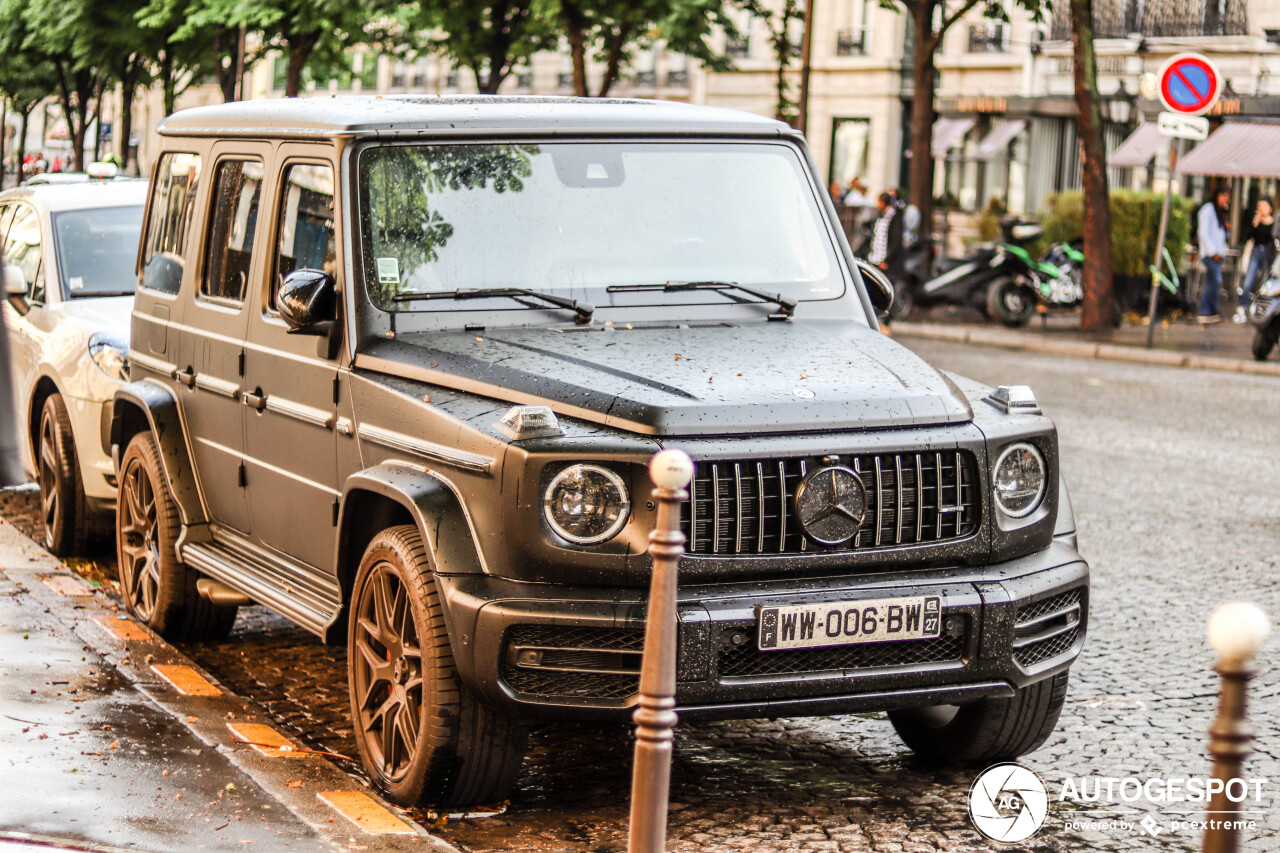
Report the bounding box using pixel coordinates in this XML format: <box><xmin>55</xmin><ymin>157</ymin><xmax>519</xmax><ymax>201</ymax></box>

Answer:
<box><xmin>113</xmin><ymin>96</ymin><xmax>1087</xmax><ymax>808</ymax></box>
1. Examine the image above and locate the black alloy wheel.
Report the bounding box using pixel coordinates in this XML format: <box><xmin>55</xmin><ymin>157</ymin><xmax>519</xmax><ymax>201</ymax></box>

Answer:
<box><xmin>117</xmin><ymin>448</ymin><xmax>161</xmax><ymax>622</ymax></box>
<box><xmin>37</xmin><ymin>393</ymin><xmax>87</xmax><ymax>555</ymax></box>
<box><xmin>351</xmin><ymin>559</ymin><xmax>424</xmax><ymax>785</ymax></box>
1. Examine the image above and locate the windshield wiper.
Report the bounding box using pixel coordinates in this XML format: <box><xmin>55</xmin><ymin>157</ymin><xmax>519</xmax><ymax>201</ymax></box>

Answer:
<box><xmin>394</xmin><ymin>287</ymin><xmax>594</xmax><ymax>324</ymax></box>
<box><xmin>605</xmin><ymin>281</ymin><xmax>796</xmax><ymax>317</ymax></box>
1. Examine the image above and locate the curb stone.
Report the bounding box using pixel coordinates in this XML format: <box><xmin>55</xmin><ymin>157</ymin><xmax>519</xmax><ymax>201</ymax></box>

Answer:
<box><xmin>893</xmin><ymin>321</ymin><xmax>1280</xmax><ymax>376</ymax></box>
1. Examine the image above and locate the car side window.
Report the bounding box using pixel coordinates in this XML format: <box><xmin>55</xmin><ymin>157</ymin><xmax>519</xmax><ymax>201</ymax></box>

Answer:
<box><xmin>271</xmin><ymin>163</ymin><xmax>336</xmax><ymax>309</ymax></box>
<box><xmin>4</xmin><ymin>205</ymin><xmax>45</xmax><ymax>303</ymax></box>
<box><xmin>141</xmin><ymin>152</ymin><xmax>202</xmax><ymax>294</ymax></box>
<box><xmin>0</xmin><ymin>205</ymin><xmax>14</xmax><ymax>247</ymax></box>
<box><xmin>203</xmin><ymin>158</ymin><xmax>264</xmax><ymax>304</ymax></box>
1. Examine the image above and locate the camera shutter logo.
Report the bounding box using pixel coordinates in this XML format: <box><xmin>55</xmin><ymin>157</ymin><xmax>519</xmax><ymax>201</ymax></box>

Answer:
<box><xmin>968</xmin><ymin>763</ymin><xmax>1049</xmax><ymax>843</ymax></box>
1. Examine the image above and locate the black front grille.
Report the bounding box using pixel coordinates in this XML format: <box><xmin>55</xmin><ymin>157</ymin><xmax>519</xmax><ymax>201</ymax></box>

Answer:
<box><xmin>681</xmin><ymin>451</ymin><xmax>979</xmax><ymax>556</ymax></box>
<box><xmin>1014</xmin><ymin>588</ymin><xmax>1084</xmax><ymax>668</ymax></box>
<box><xmin>719</xmin><ymin>633</ymin><xmax>964</xmax><ymax>678</ymax></box>
<box><xmin>501</xmin><ymin>625</ymin><xmax>643</xmax><ymax>702</ymax></box>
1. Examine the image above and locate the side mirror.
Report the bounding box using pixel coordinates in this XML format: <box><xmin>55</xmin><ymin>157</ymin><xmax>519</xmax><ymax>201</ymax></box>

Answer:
<box><xmin>854</xmin><ymin>258</ymin><xmax>894</xmax><ymax>318</ymax></box>
<box><xmin>4</xmin><ymin>266</ymin><xmax>29</xmax><ymax>314</ymax></box>
<box><xmin>4</xmin><ymin>265</ymin><xmax>26</xmax><ymax>297</ymax></box>
<box><xmin>278</xmin><ymin>269</ymin><xmax>336</xmax><ymax>334</ymax></box>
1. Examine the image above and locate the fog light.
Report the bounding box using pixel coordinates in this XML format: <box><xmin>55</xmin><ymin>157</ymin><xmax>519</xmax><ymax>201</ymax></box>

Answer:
<box><xmin>993</xmin><ymin>442</ymin><xmax>1046</xmax><ymax>519</ymax></box>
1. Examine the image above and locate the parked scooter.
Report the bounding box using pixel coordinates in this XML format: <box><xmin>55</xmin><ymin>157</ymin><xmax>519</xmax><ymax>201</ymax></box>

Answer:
<box><xmin>886</xmin><ymin>237</ymin><xmax>936</xmax><ymax>320</ymax></box>
<box><xmin>914</xmin><ymin>217</ymin><xmax>1048</xmax><ymax>321</ymax></box>
<box><xmin>1247</xmin><ymin>270</ymin><xmax>1280</xmax><ymax>361</ymax></box>
<box><xmin>985</xmin><ymin>239</ymin><xmax>1085</xmax><ymax>326</ymax></box>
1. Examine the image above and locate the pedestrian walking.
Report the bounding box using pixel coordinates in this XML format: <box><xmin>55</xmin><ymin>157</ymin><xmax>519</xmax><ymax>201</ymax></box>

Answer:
<box><xmin>868</xmin><ymin>191</ymin><xmax>904</xmax><ymax>280</ymax></box>
<box><xmin>1197</xmin><ymin>187</ymin><xmax>1231</xmax><ymax>324</ymax></box>
<box><xmin>1234</xmin><ymin>198</ymin><xmax>1274</xmax><ymax>324</ymax></box>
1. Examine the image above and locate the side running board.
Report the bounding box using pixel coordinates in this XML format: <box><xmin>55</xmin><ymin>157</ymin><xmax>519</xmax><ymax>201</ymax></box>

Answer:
<box><xmin>182</xmin><ymin>540</ymin><xmax>342</xmax><ymax>639</ymax></box>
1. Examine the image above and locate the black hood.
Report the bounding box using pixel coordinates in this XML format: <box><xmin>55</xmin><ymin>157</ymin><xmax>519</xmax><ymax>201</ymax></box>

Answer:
<box><xmin>356</xmin><ymin>321</ymin><xmax>973</xmax><ymax>436</ymax></box>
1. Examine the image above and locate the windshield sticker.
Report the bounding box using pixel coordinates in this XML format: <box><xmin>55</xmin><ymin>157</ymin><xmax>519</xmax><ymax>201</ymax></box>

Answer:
<box><xmin>376</xmin><ymin>257</ymin><xmax>401</xmax><ymax>285</ymax></box>
<box><xmin>68</xmin><ymin>276</ymin><xmax>84</xmax><ymax>291</ymax></box>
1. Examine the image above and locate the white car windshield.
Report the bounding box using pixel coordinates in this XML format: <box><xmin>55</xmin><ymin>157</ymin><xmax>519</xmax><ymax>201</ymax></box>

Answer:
<box><xmin>53</xmin><ymin>206</ymin><xmax>145</xmax><ymax>297</ymax></box>
<box><xmin>357</xmin><ymin>142</ymin><xmax>849</xmax><ymax>318</ymax></box>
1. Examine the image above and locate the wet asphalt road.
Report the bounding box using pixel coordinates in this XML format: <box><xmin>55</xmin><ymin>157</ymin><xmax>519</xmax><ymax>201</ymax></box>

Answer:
<box><xmin>3</xmin><ymin>337</ymin><xmax>1279</xmax><ymax>852</ymax></box>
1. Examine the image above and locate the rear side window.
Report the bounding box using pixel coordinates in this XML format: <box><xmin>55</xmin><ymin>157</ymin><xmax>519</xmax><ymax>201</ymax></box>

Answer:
<box><xmin>272</xmin><ymin>163</ymin><xmax>336</xmax><ymax>308</ymax></box>
<box><xmin>141</xmin><ymin>152</ymin><xmax>202</xmax><ymax>294</ymax></box>
<box><xmin>203</xmin><ymin>159</ymin><xmax>263</xmax><ymax>303</ymax></box>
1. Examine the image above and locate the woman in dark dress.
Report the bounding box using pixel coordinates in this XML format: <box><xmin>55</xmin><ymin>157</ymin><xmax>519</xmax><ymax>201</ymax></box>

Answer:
<box><xmin>1236</xmin><ymin>198</ymin><xmax>1275</xmax><ymax>323</ymax></box>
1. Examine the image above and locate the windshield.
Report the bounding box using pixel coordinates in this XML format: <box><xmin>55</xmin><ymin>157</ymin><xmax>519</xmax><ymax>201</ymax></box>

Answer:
<box><xmin>357</xmin><ymin>142</ymin><xmax>849</xmax><ymax>319</ymax></box>
<box><xmin>52</xmin><ymin>206</ymin><xmax>144</xmax><ymax>297</ymax></box>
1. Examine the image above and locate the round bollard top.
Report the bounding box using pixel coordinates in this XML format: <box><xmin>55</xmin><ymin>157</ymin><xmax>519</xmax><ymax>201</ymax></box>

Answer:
<box><xmin>650</xmin><ymin>449</ymin><xmax>694</xmax><ymax>490</ymax></box>
<box><xmin>1207</xmin><ymin>602</ymin><xmax>1271</xmax><ymax>660</ymax></box>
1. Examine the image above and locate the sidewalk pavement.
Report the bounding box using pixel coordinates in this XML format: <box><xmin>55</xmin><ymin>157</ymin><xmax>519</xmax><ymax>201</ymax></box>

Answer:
<box><xmin>0</xmin><ymin>509</ymin><xmax>453</xmax><ymax>853</ymax></box>
<box><xmin>891</xmin><ymin>310</ymin><xmax>1280</xmax><ymax>376</ymax></box>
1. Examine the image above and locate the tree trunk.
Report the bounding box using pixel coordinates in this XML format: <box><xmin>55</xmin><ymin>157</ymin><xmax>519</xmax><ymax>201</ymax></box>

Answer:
<box><xmin>159</xmin><ymin>50</ymin><xmax>177</xmax><ymax>116</ymax></box>
<box><xmin>1</xmin><ymin>100</ymin><xmax>6</xmax><ymax>191</ymax></box>
<box><xmin>285</xmin><ymin>33</ymin><xmax>318</xmax><ymax>98</ymax></box>
<box><xmin>119</xmin><ymin>79</ymin><xmax>136</xmax><ymax>173</ymax></box>
<box><xmin>213</xmin><ymin>30</ymin><xmax>238</xmax><ymax>102</ymax></box>
<box><xmin>797</xmin><ymin>0</ymin><xmax>815</xmax><ymax>135</ymax></box>
<box><xmin>596</xmin><ymin>23</ymin><xmax>633</xmax><ymax>97</ymax></box>
<box><xmin>1070</xmin><ymin>0</ymin><xmax>1115</xmax><ymax>331</ymax></box>
<box><xmin>16</xmin><ymin>108</ymin><xmax>29</xmax><ymax>185</ymax></box>
<box><xmin>562</xmin><ymin>0</ymin><xmax>589</xmax><ymax>97</ymax></box>
<box><xmin>908</xmin><ymin>2</ymin><xmax>936</xmax><ymax>236</ymax></box>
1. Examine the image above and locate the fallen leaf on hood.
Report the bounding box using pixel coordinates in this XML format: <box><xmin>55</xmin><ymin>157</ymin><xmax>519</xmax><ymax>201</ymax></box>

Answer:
<box><xmin>286</xmin><ymin>780</ymin><xmax>303</xmax><ymax>789</ymax></box>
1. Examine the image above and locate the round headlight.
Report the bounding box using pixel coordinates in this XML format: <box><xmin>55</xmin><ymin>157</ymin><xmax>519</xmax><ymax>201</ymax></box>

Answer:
<box><xmin>87</xmin><ymin>332</ymin><xmax>130</xmax><ymax>382</ymax></box>
<box><xmin>992</xmin><ymin>442</ymin><xmax>1046</xmax><ymax>519</ymax></box>
<box><xmin>543</xmin><ymin>464</ymin><xmax>630</xmax><ymax>545</ymax></box>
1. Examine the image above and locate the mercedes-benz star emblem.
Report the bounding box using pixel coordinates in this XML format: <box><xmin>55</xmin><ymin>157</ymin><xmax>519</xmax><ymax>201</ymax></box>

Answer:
<box><xmin>794</xmin><ymin>465</ymin><xmax>866</xmax><ymax>545</ymax></box>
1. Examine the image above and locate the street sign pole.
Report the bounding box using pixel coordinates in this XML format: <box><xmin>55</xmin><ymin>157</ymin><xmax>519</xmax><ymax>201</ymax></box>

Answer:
<box><xmin>1147</xmin><ymin>145</ymin><xmax>1176</xmax><ymax>348</ymax></box>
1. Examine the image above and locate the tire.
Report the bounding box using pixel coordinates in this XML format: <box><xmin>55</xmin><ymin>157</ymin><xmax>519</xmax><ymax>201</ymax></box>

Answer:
<box><xmin>888</xmin><ymin>671</ymin><xmax>1069</xmax><ymax>764</ymax></box>
<box><xmin>348</xmin><ymin>524</ymin><xmax>527</xmax><ymax>808</ymax></box>
<box><xmin>1252</xmin><ymin>327</ymin><xmax>1278</xmax><ymax>362</ymax></box>
<box><xmin>985</xmin><ymin>278</ymin><xmax>1036</xmax><ymax>327</ymax></box>
<box><xmin>116</xmin><ymin>432</ymin><xmax>237</xmax><ymax>641</ymax></box>
<box><xmin>37</xmin><ymin>393</ymin><xmax>90</xmax><ymax>556</ymax></box>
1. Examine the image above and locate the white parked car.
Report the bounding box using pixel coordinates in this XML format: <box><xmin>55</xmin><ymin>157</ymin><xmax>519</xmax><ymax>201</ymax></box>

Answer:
<box><xmin>2</xmin><ymin>181</ymin><xmax>145</xmax><ymax>554</ymax></box>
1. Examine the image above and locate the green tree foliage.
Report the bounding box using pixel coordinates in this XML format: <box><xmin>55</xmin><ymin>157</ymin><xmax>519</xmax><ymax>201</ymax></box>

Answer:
<box><xmin>138</xmin><ymin>0</ymin><xmax>247</xmax><ymax>113</ymax></box>
<box><xmin>558</xmin><ymin>0</ymin><xmax>752</xmax><ymax>97</ymax></box>
<box><xmin>414</xmin><ymin>0</ymin><xmax>554</xmax><ymax>95</ymax></box>
<box><xmin>0</xmin><ymin>16</ymin><xmax>57</xmax><ymax>184</ymax></box>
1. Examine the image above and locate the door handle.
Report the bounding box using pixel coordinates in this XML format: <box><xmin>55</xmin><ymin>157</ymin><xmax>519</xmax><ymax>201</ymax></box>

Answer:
<box><xmin>242</xmin><ymin>390</ymin><xmax>267</xmax><ymax>412</ymax></box>
<box><xmin>173</xmin><ymin>367</ymin><xmax>196</xmax><ymax>388</ymax></box>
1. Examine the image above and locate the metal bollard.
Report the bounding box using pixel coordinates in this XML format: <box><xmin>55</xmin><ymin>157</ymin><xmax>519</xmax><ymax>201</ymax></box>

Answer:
<box><xmin>628</xmin><ymin>449</ymin><xmax>694</xmax><ymax>853</ymax></box>
<box><xmin>1203</xmin><ymin>602</ymin><xmax>1270</xmax><ymax>853</ymax></box>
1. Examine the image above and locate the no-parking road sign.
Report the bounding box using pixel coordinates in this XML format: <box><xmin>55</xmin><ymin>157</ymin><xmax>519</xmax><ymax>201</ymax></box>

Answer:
<box><xmin>1158</xmin><ymin>53</ymin><xmax>1222</xmax><ymax>116</ymax></box>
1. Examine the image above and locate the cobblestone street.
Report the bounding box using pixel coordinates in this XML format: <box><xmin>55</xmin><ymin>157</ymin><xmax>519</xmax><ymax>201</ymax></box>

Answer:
<box><xmin>4</xmin><ymin>338</ymin><xmax>1277</xmax><ymax>852</ymax></box>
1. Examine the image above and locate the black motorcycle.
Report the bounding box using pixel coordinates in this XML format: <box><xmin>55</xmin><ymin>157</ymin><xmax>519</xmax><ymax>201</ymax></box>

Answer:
<box><xmin>913</xmin><ymin>218</ymin><xmax>1045</xmax><ymax>319</ymax></box>
<box><xmin>1247</xmin><ymin>271</ymin><xmax>1280</xmax><ymax>361</ymax></box>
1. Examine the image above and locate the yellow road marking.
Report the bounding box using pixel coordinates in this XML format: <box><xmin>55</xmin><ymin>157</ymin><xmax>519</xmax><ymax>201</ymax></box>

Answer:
<box><xmin>93</xmin><ymin>615</ymin><xmax>151</xmax><ymax>641</ymax></box>
<box><xmin>317</xmin><ymin>791</ymin><xmax>416</xmax><ymax>835</ymax></box>
<box><xmin>40</xmin><ymin>574</ymin><xmax>92</xmax><ymax>596</ymax></box>
<box><xmin>151</xmin><ymin>664</ymin><xmax>222</xmax><ymax>696</ymax></box>
<box><xmin>227</xmin><ymin>722</ymin><xmax>305</xmax><ymax>757</ymax></box>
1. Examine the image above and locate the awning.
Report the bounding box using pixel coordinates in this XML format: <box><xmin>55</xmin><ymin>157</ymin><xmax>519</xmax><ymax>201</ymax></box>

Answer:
<box><xmin>932</xmin><ymin>117</ymin><xmax>975</xmax><ymax>154</ymax></box>
<box><xmin>972</xmin><ymin>120</ymin><xmax>1026</xmax><ymax>160</ymax></box>
<box><xmin>1108</xmin><ymin>123</ymin><xmax>1166</xmax><ymax>168</ymax></box>
<box><xmin>1177</xmin><ymin>119</ymin><xmax>1280</xmax><ymax>178</ymax></box>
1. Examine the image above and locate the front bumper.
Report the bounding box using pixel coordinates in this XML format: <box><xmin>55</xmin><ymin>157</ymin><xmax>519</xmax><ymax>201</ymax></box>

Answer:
<box><xmin>438</xmin><ymin>536</ymin><xmax>1087</xmax><ymax>722</ymax></box>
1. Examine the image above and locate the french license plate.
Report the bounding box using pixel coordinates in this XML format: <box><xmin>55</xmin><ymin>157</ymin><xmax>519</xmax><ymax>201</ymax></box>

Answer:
<box><xmin>757</xmin><ymin>596</ymin><xmax>942</xmax><ymax>651</ymax></box>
